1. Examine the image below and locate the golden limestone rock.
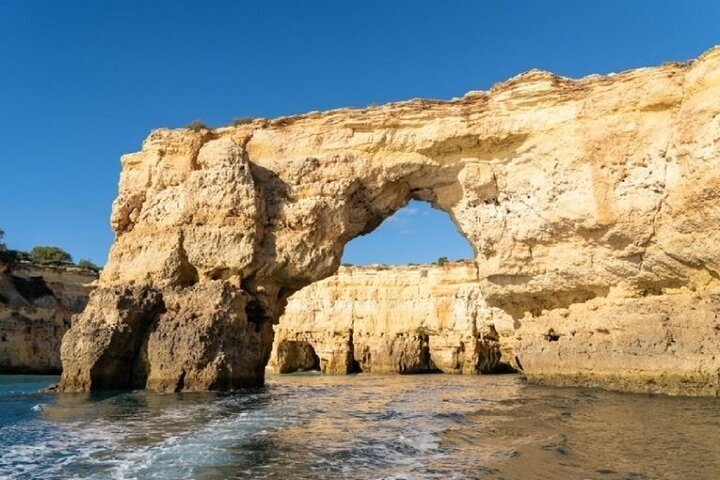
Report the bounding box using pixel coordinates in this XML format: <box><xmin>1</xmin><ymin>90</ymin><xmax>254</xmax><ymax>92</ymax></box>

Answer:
<box><xmin>60</xmin><ymin>47</ymin><xmax>720</xmax><ymax>395</ymax></box>
<box><xmin>269</xmin><ymin>263</ymin><xmax>508</xmax><ymax>376</ymax></box>
<box><xmin>0</xmin><ymin>264</ymin><xmax>96</xmax><ymax>373</ymax></box>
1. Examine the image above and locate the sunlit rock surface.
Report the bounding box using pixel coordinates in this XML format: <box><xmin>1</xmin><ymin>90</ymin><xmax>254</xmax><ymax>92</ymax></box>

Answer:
<box><xmin>269</xmin><ymin>263</ymin><xmax>507</xmax><ymax>375</ymax></box>
<box><xmin>0</xmin><ymin>263</ymin><xmax>96</xmax><ymax>373</ymax></box>
<box><xmin>60</xmin><ymin>46</ymin><xmax>720</xmax><ymax>395</ymax></box>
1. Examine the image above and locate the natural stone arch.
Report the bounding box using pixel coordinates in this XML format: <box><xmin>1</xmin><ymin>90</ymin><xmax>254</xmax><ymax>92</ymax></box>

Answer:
<box><xmin>60</xmin><ymin>137</ymin><xmax>479</xmax><ymax>392</ymax></box>
<box><xmin>59</xmin><ymin>47</ymin><xmax>720</xmax><ymax>395</ymax></box>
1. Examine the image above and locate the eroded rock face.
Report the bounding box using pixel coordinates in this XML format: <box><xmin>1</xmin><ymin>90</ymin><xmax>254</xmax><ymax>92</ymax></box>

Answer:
<box><xmin>269</xmin><ymin>263</ymin><xmax>508</xmax><ymax>375</ymax></box>
<box><xmin>60</xmin><ymin>46</ymin><xmax>720</xmax><ymax>394</ymax></box>
<box><xmin>0</xmin><ymin>264</ymin><xmax>96</xmax><ymax>373</ymax></box>
<box><xmin>59</xmin><ymin>281</ymin><xmax>273</xmax><ymax>392</ymax></box>
<box><xmin>512</xmin><ymin>294</ymin><xmax>720</xmax><ymax>396</ymax></box>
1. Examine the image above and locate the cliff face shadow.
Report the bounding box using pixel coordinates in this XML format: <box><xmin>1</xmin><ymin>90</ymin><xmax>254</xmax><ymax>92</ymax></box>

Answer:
<box><xmin>247</xmin><ymin>162</ymin><xmax>290</xmax><ymax>279</ymax></box>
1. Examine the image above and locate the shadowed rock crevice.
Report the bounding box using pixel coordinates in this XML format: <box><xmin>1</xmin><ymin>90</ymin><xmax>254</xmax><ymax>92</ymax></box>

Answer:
<box><xmin>60</xmin><ymin>286</ymin><xmax>166</xmax><ymax>391</ymax></box>
<box><xmin>9</xmin><ymin>275</ymin><xmax>55</xmax><ymax>302</ymax></box>
<box><xmin>175</xmin><ymin>232</ymin><xmax>199</xmax><ymax>287</ymax></box>
<box><xmin>275</xmin><ymin>340</ymin><xmax>320</xmax><ymax>373</ymax></box>
<box><xmin>484</xmin><ymin>286</ymin><xmax>611</xmax><ymax>320</ymax></box>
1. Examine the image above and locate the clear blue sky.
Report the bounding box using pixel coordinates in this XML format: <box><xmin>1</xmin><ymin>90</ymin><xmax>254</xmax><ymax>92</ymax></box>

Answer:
<box><xmin>1</xmin><ymin>1</ymin><xmax>718</xmax><ymax>265</ymax></box>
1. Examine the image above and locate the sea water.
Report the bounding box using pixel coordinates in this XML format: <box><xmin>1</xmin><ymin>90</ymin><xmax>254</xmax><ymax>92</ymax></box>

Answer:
<box><xmin>1</xmin><ymin>373</ymin><xmax>719</xmax><ymax>479</ymax></box>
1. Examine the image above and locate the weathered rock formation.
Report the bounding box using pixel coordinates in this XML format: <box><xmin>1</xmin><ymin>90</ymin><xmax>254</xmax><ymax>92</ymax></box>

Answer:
<box><xmin>270</xmin><ymin>263</ymin><xmax>508</xmax><ymax>375</ymax></box>
<box><xmin>0</xmin><ymin>263</ymin><xmax>96</xmax><ymax>373</ymax></box>
<box><xmin>60</xmin><ymin>46</ymin><xmax>720</xmax><ymax>395</ymax></box>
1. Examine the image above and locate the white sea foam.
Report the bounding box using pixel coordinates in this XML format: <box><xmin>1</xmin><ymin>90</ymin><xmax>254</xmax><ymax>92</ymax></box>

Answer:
<box><xmin>3</xmin><ymin>374</ymin><xmax>719</xmax><ymax>479</ymax></box>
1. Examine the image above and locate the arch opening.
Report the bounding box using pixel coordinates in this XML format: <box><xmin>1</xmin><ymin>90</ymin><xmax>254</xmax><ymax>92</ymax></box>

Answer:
<box><xmin>340</xmin><ymin>199</ymin><xmax>474</xmax><ymax>266</ymax></box>
<box><xmin>268</xmin><ymin>196</ymin><xmax>513</xmax><ymax>377</ymax></box>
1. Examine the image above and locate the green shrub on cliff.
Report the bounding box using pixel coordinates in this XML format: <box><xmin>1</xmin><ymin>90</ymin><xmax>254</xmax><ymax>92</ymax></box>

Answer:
<box><xmin>231</xmin><ymin>116</ymin><xmax>254</xmax><ymax>126</ymax></box>
<box><xmin>437</xmin><ymin>256</ymin><xmax>449</xmax><ymax>266</ymax></box>
<box><xmin>0</xmin><ymin>249</ymin><xmax>30</xmax><ymax>264</ymax></box>
<box><xmin>0</xmin><ymin>230</ymin><xmax>29</xmax><ymax>264</ymax></box>
<box><xmin>30</xmin><ymin>246</ymin><xmax>73</xmax><ymax>266</ymax></box>
<box><xmin>186</xmin><ymin>120</ymin><xmax>209</xmax><ymax>131</ymax></box>
<box><xmin>77</xmin><ymin>259</ymin><xmax>101</xmax><ymax>272</ymax></box>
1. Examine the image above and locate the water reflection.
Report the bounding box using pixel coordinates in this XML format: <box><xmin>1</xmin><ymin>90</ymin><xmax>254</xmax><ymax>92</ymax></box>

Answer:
<box><xmin>1</xmin><ymin>374</ymin><xmax>719</xmax><ymax>479</ymax></box>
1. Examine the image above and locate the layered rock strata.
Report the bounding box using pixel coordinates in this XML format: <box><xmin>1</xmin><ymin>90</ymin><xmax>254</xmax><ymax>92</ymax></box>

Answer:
<box><xmin>0</xmin><ymin>262</ymin><xmax>96</xmax><ymax>373</ymax></box>
<box><xmin>269</xmin><ymin>263</ymin><xmax>509</xmax><ymax>375</ymax></box>
<box><xmin>59</xmin><ymin>47</ymin><xmax>720</xmax><ymax>395</ymax></box>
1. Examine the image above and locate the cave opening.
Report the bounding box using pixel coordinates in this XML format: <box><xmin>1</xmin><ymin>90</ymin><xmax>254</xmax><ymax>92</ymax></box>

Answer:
<box><xmin>276</xmin><ymin>340</ymin><xmax>321</xmax><ymax>374</ymax></box>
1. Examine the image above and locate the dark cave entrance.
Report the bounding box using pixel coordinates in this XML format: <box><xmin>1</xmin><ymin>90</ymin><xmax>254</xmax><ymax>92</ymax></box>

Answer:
<box><xmin>276</xmin><ymin>340</ymin><xmax>321</xmax><ymax>374</ymax></box>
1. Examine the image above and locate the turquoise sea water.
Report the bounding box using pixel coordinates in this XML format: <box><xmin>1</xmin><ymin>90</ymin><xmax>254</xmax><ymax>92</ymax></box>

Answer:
<box><xmin>1</xmin><ymin>373</ymin><xmax>719</xmax><ymax>479</ymax></box>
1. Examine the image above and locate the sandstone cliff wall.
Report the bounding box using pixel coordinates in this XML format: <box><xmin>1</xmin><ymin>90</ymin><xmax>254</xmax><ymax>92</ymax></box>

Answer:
<box><xmin>270</xmin><ymin>263</ymin><xmax>510</xmax><ymax>375</ymax></box>
<box><xmin>271</xmin><ymin>263</ymin><xmax>720</xmax><ymax>396</ymax></box>
<box><xmin>59</xmin><ymin>46</ymin><xmax>720</xmax><ymax>395</ymax></box>
<box><xmin>0</xmin><ymin>263</ymin><xmax>96</xmax><ymax>373</ymax></box>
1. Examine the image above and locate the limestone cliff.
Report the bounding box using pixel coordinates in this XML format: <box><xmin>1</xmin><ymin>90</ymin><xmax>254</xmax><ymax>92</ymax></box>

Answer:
<box><xmin>59</xmin><ymin>46</ymin><xmax>720</xmax><ymax>395</ymax></box>
<box><xmin>270</xmin><ymin>263</ymin><xmax>508</xmax><ymax>375</ymax></box>
<box><xmin>0</xmin><ymin>263</ymin><xmax>96</xmax><ymax>373</ymax></box>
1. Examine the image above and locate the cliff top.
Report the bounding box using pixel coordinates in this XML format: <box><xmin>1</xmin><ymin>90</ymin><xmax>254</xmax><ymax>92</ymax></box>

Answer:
<box><xmin>337</xmin><ymin>260</ymin><xmax>475</xmax><ymax>273</ymax></box>
<box><xmin>145</xmin><ymin>45</ymin><xmax>720</xmax><ymax>137</ymax></box>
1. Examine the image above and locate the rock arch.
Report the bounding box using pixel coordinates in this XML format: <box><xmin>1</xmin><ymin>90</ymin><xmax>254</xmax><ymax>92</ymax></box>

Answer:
<box><xmin>59</xmin><ymin>47</ymin><xmax>720</xmax><ymax>395</ymax></box>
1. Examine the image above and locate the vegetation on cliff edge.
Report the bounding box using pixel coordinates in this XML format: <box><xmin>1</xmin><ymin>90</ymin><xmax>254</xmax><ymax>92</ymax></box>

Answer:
<box><xmin>0</xmin><ymin>228</ymin><xmax>102</xmax><ymax>272</ymax></box>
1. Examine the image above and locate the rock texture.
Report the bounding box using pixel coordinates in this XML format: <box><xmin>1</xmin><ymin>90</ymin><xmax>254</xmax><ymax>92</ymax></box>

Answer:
<box><xmin>269</xmin><ymin>263</ymin><xmax>508</xmax><ymax>375</ymax></box>
<box><xmin>0</xmin><ymin>263</ymin><xmax>96</xmax><ymax>373</ymax></box>
<box><xmin>60</xmin><ymin>46</ymin><xmax>720</xmax><ymax>395</ymax></box>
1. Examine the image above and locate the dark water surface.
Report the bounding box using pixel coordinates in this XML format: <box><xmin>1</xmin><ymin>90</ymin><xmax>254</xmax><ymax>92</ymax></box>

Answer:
<box><xmin>1</xmin><ymin>373</ymin><xmax>719</xmax><ymax>479</ymax></box>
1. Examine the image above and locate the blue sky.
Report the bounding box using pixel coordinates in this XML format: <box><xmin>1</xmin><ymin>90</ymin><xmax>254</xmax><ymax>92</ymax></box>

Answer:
<box><xmin>1</xmin><ymin>1</ymin><xmax>718</xmax><ymax>265</ymax></box>
<box><xmin>344</xmin><ymin>200</ymin><xmax>474</xmax><ymax>265</ymax></box>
